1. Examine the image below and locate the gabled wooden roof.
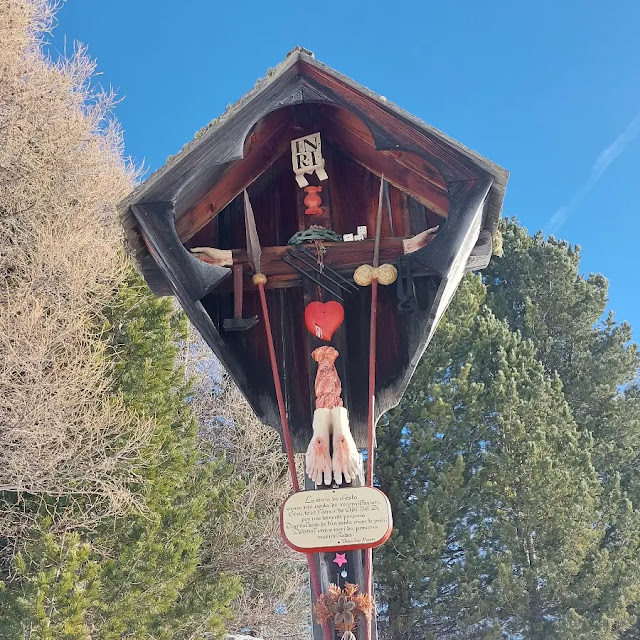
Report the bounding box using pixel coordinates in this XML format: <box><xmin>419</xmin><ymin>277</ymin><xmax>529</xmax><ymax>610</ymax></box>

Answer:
<box><xmin>119</xmin><ymin>47</ymin><xmax>508</xmax><ymax>248</ymax></box>
<box><xmin>118</xmin><ymin>49</ymin><xmax>509</xmax><ymax>451</ymax></box>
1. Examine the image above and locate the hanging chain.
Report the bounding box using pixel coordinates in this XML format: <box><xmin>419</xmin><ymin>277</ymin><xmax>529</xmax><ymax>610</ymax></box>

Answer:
<box><xmin>314</xmin><ymin>239</ymin><xmax>327</xmax><ymax>273</ymax></box>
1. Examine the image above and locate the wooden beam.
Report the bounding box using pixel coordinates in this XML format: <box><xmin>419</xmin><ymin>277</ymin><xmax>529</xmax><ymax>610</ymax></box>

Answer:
<box><xmin>133</xmin><ymin>202</ymin><xmax>230</xmax><ymax>302</ymax></box>
<box><xmin>175</xmin><ymin>108</ymin><xmax>297</xmax><ymax>242</ymax></box>
<box><xmin>194</xmin><ymin>237</ymin><xmax>426</xmax><ymax>292</ymax></box>
<box><xmin>300</xmin><ymin>60</ymin><xmax>479</xmax><ymax>181</ymax></box>
<box><xmin>293</xmin><ymin>179</ymin><xmax>377</xmax><ymax>639</ymax></box>
<box><xmin>306</xmin><ymin>474</ymin><xmax>378</xmax><ymax>640</ymax></box>
<box><xmin>317</xmin><ymin>109</ymin><xmax>450</xmax><ymax>217</ymax></box>
<box><xmin>144</xmin><ymin>232</ymin><xmax>438</xmax><ymax>296</ymax></box>
<box><xmin>319</xmin><ymin>105</ymin><xmax>447</xmax><ymax>190</ymax></box>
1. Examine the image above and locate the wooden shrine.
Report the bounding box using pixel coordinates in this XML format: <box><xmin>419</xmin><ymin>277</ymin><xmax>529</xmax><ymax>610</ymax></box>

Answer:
<box><xmin>119</xmin><ymin>47</ymin><xmax>508</xmax><ymax>640</ymax></box>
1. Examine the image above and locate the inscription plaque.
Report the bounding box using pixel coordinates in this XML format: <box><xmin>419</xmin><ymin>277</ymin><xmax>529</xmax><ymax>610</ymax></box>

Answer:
<box><xmin>280</xmin><ymin>486</ymin><xmax>393</xmax><ymax>553</ymax></box>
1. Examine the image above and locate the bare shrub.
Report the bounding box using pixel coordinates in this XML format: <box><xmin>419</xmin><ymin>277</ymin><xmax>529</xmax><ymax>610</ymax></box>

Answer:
<box><xmin>185</xmin><ymin>335</ymin><xmax>310</xmax><ymax>640</ymax></box>
<box><xmin>0</xmin><ymin>0</ymin><xmax>150</xmax><ymax>535</ymax></box>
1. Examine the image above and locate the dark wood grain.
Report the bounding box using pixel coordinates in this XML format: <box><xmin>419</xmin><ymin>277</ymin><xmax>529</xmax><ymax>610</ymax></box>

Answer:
<box><xmin>173</xmin><ymin>101</ymin><xmax>453</xmax><ymax>247</ymax></box>
<box><xmin>318</xmin><ymin>103</ymin><xmax>448</xmax><ymax>189</ymax></box>
<box><xmin>319</xmin><ymin>108</ymin><xmax>450</xmax><ymax>217</ymax></box>
<box><xmin>299</xmin><ymin>145</ymin><xmax>373</xmax><ymax>633</ymax></box>
<box><xmin>296</xmin><ymin>157</ymin><xmax>354</xmax><ymax>444</ymax></box>
<box><xmin>132</xmin><ymin>202</ymin><xmax>230</xmax><ymax>302</ymax></box>
<box><xmin>176</xmin><ymin>108</ymin><xmax>297</xmax><ymax>242</ymax></box>
<box><xmin>299</xmin><ymin>61</ymin><xmax>480</xmax><ymax>181</ymax></box>
<box><xmin>306</xmin><ymin>474</ymin><xmax>378</xmax><ymax>640</ymax></box>
<box><xmin>127</xmin><ymin>78</ymin><xmax>498</xmax><ymax>455</ymax></box>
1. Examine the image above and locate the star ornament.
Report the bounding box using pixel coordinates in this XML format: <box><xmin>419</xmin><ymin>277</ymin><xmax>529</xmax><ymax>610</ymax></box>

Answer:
<box><xmin>333</xmin><ymin>552</ymin><xmax>347</xmax><ymax>567</ymax></box>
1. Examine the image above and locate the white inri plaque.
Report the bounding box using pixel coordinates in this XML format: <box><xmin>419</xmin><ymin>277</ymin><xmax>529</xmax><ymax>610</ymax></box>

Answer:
<box><xmin>291</xmin><ymin>132</ymin><xmax>328</xmax><ymax>187</ymax></box>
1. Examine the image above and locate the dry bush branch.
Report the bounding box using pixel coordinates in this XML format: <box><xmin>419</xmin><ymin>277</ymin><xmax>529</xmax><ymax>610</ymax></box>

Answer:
<box><xmin>0</xmin><ymin>0</ymin><xmax>150</xmax><ymax>537</ymax></box>
<box><xmin>184</xmin><ymin>334</ymin><xmax>310</xmax><ymax>640</ymax></box>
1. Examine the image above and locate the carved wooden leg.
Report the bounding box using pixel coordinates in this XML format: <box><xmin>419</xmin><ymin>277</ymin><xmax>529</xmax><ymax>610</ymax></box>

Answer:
<box><xmin>306</xmin><ymin>408</ymin><xmax>333</xmax><ymax>486</ymax></box>
<box><xmin>331</xmin><ymin>406</ymin><xmax>362</xmax><ymax>485</ymax></box>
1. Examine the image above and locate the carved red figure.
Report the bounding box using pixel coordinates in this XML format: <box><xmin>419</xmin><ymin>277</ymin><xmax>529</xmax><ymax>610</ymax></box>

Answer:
<box><xmin>312</xmin><ymin>346</ymin><xmax>343</xmax><ymax>409</ymax></box>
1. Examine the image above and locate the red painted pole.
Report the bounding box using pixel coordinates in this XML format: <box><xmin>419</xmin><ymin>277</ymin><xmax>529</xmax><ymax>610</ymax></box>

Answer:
<box><xmin>366</xmin><ymin>278</ymin><xmax>379</xmax><ymax>488</ymax></box>
<box><xmin>256</xmin><ymin>278</ymin><xmax>332</xmax><ymax>640</ymax></box>
<box><xmin>363</xmin><ymin>276</ymin><xmax>379</xmax><ymax>640</ymax></box>
<box><xmin>257</xmin><ymin>280</ymin><xmax>299</xmax><ymax>492</ymax></box>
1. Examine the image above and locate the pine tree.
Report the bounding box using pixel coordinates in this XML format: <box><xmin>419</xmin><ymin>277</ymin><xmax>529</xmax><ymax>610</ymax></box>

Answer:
<box><xmin>484</xmin><ymin>220</ymin><xmax>640</xmax><ymax>486</ymax></box>
<box><xmin>485</xmin><ymin>220</ymin><xmax>640</xmax><ymax>638</ymax></box>
<box><xmin>376</xmin><ymin>220</ymin><xmax>640</xmax><ymax>639</ymax></box>
<box><xmin>93</xmin><ymin>273</ymin><xmax>242</xmax><ymax>639</ymax></box>
<box><xmin>0</xmin><ymin>274</ymin><xmax>243</xmax><ymax>639</ymax></box>
<box><xmin>376</xmin><ymin>277</ymin><xmax>487</xmax><ymax>638</ymax></box>
<box><xmin>0</xmin><ymin>530</ymin><xmax>100</xmax><ymax>640</ymax></box>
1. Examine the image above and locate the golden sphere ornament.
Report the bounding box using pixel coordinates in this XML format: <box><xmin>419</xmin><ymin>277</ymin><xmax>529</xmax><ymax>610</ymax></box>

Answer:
<box><xmin>353</xmin><ymin>263</ymin><xmax>397</xmax><ymax>287</ymax></box>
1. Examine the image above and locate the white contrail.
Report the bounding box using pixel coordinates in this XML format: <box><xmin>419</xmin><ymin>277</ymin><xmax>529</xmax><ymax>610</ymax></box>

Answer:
<box><xmin>546</xmin><ymin>111</ymin><xmax>640</xmax><ymax>235</ymax></box>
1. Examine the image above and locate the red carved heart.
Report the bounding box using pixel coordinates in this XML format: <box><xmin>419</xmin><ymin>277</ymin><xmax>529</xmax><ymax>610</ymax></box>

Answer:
<box><xmin>304</xmin><ymin>301</ymin><xmax>344</xmax><ymax>342</ymax></box>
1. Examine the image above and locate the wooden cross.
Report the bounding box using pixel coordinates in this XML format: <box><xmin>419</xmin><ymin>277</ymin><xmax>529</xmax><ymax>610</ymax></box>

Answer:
<box><xmin>190</xmin><ymin>229</ymin><xmax>436</xmax><ymax>293</ymax></box>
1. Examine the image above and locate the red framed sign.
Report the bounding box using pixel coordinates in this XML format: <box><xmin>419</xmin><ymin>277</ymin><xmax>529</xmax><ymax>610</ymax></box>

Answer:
<box><xmin>280</xmin><ymin>486</ymin><xmax>393</xmax><ymax>554</ymax></box>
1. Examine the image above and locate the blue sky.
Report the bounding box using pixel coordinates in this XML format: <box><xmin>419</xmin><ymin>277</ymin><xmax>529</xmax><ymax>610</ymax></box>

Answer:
<box><xmin>50</xmin><ymin>1</ymin><xmax>640</xmax><ymax>340</ymax></box>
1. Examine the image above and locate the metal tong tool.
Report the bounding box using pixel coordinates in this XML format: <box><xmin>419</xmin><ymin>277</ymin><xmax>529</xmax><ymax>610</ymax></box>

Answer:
<box><xmin>282</xmin><ymin>253</ymin><xmax>345</xmax><ymax>301</ymax></box>
<box><xmin>282</xmin><ymin>245</ymin><xmax>358</xmax><ymax>301</ymax></box>
<box><xmin>294</xmin><ymin>245</ymin><xmax>359</xmax><ymax>293</ymax></box>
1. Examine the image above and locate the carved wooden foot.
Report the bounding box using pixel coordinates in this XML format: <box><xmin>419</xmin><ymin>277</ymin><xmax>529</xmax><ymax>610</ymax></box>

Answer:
<box><xmin>306</xmin><ymin>408</ymin><xmax>333</xmax><ymax>485</ymax></box>
<box><xmin>330</xmin><ymin>407</ymin><xmax>362</xmax><ymax>485</ymax></box>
